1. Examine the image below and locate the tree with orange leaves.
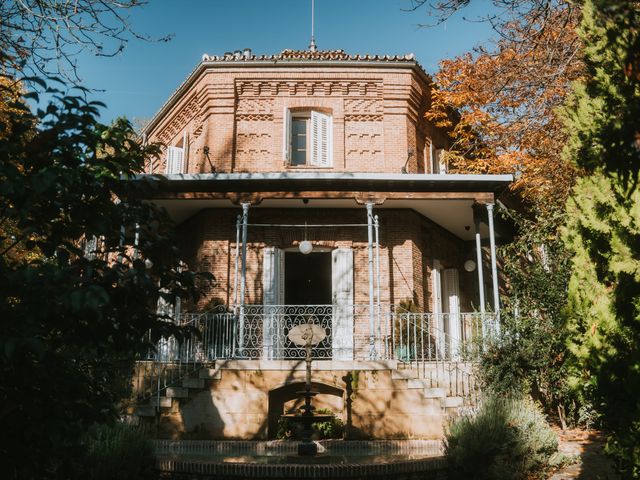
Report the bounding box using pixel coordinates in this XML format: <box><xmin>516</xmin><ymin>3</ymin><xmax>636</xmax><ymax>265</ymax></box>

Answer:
<box><xmin>423</xmin><ymin>0</ymin><xmax>583</xmax><ymax>211</ymax></box>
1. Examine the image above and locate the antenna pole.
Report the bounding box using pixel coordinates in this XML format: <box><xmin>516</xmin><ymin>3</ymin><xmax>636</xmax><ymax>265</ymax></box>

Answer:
<box><xmin>309</xmin><ymin>0</ymin><xmax>317</xmax><ymax>52</ymax></box>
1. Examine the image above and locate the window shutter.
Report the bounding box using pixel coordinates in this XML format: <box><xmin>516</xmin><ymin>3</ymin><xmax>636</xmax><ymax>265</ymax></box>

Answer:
<box><xmin>263</xmin><ymin>247</ymin><xmax>284</xmax><ymax>358</ymax></box>
<box><xmin>443</xmin><ymin>268</ymin><xmax>461</xmax><ymax>358</ymax></box>
<box><xmin>166</xmin><ymin>146</ymin><xmax>184</xmax><ymax>174</ymax></box>
<box><xmin>283</xmin><ymin>107</ymin><xmax>292</xmax><ymax>163</ymax></box>
<box><xmin>332</xmin><ymin>248</ymin><xmax>353</xmax><ymax>360</ymax></box>
<box><xmin>310</xmin><ymin>111</ymin><xmax>332</xmax><ymax>167</ymax></box>
<box><xmin>435</xmin><ymin>148</ymin><xmax>447</xmax><ymax>174</ymax></box>
<box><xmin>263</xmin><ymin>247</ymin><xmax>284</xmax><ymax>306</ymax></box>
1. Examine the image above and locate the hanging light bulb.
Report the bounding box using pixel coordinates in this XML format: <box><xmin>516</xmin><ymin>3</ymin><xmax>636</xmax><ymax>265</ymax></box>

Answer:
<box><xmin>299</xmin><ymin>218</ymin><xmax>313</xmax><ymax>254</ymax></box>
<box><xmin>299</xmin><ymin>240</ymin><xmax>313</xmax><ymax>255</ymax></box>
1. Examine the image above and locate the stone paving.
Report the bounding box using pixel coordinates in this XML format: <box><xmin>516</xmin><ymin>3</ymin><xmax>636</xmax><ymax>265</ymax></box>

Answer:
<box><xmin>548</xmin><ymin>430</ymin><xmax>621</xmax><ymax>480</ymax></box>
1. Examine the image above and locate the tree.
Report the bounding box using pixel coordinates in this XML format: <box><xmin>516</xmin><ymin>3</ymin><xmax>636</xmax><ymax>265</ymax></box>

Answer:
<box><xmin>423</xmin><ymin>0</ymin><xmax>582</xmax><ymax>211</ymax></box>
<box><xmin>0</xmin><ymin>1</ymin><xmax>171</xmax><ymax>80</ymax></box>
<box><xmin>479</xmin><ymin>210</ymin><xmax>581</xmax><ymax>428</ymax></box>
<box><xmin>561</xmin><ymin>0</ymin><xmax>640</xmax><ymax>476</ymax></box>
<box><xmin>0</xmin><ymin>79</ymin><xmax>207</xmax><ymax>478</ymax></box>
<box><xmin>413</xmin><ymin>1</ymin><xmax>586</xmax><ymax>426</ymax></box>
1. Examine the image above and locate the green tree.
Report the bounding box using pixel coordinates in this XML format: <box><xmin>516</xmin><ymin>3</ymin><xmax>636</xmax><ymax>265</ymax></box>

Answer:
<box><xmin>561</xmin><ymin>0</ymin><xmax>640</xmax><ymax>476</ymax></box>
<box><xmin>479</xmin><ymin>210</ymin><xmax>583</xmax><ymax>428</ymax></box>
<box><xmin>0</xmin><ymin>80</ymin><xmax>207</xmax><ymax>479</ymax></box>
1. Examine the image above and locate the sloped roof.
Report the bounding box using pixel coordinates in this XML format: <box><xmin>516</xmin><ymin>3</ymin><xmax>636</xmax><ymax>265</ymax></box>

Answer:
<box><xmin>201</xmin><ymin>48</ymin><xmax>418</xmax><ymax>63</ymax></box>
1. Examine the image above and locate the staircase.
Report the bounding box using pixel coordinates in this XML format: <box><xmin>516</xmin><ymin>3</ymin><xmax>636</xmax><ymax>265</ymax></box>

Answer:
<box><xmin>393</xmin><ymin>360</ymin><xmax>480</xmax><ymax>417</ymax></box>
<box><xmin>124</xmin><ymin>358</ymin><xmax>480</xmax><ymax>438</ymax></box>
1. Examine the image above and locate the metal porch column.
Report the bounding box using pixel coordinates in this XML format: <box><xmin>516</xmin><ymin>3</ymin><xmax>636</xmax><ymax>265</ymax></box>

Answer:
<box><xmin>487</xmin><ymin>203</ymin><xmax>500</xmax><ymax>331</ymax></box>
<box><xmin>239</xmin><ymin>203</ymin><xmax>250</xmax><ymax>353</ymax></box>
<box><xmin>474</xmin><ymin>208</ymin><xmax>486</xmax><ymax>318</ymax></box>
<box><xmin>366</xmin><ymin>202</ymin><xmax>376</xmax><ymax>359</ymax></box>
<box><xmin>233</xmin><ymin>214</ymin><xmax>241</xmax><ymax>307</ymax></box>
<box><xmin>374</xmin><ymin>214</ymin><xmax>382</xmax><ymax>356</ymax></box>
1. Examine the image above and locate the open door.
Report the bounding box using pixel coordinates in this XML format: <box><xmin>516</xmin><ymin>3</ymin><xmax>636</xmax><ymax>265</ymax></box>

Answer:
<box><xmin>332</xmin><ymin>248</ymin><xmax>353</xmax><ymax>360</ymax></box>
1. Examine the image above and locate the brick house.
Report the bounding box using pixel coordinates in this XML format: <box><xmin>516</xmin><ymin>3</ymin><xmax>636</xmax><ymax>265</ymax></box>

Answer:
<box><xmin>134</xmin><ymin>48</ymin><xmax>512</xmax><ymax>439</ymax></box>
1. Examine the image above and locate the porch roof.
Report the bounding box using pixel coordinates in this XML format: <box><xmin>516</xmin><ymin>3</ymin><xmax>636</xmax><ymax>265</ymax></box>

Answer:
<box><xmin>132</xmin><ymin>173</ymin><xmax>513</xmax><ymax>241</ymax></box>
<box><xmin>133</xmin><ymin>172</ymin><xmax>513</xmax><ymax>198</ymax></box>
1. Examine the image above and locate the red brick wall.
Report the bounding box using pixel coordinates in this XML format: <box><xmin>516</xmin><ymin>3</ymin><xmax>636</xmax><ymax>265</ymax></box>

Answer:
<box><xmin>177</xmin><ymin>207</ymin><xmax>473</xmax><ymax>314</ymax></box>
<box><xmin>146</xmin><ymin>66</ymin><xmax>445</xmax><ymax>175</ymax></box>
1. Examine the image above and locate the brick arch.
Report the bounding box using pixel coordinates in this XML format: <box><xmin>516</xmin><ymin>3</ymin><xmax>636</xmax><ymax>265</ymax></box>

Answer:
<box><xmin>267</xmin><ymin>381</ymin><xmax>344</xmax><ymax>439</ymax></box>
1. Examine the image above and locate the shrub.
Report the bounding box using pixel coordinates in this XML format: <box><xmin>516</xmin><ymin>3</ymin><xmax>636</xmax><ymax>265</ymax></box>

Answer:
<box><xmin>445</xmin><ymin>395</ymin><xmax>560</xmax><ymax>480</ymax></box>
<box><xmin>84</xmin><ymin>422</ymin><xmax>156</xmax><ymax>480</ymax></box>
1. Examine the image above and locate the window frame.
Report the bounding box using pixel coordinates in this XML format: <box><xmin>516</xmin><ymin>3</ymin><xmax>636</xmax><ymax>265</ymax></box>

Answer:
<box><xmin>283</xmin><ymin>108</ymin><xmax>333</xmax><ymax>168</ymax></box>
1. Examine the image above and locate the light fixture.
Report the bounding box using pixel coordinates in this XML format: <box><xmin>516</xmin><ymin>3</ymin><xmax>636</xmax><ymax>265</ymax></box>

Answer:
<box><xmin>299</xmin><ymin>207</ymin><xmax>313</xmax><ymax>254</ymax></box>
<box><xmin>464</xmin><ymin>259</ymin><xmax>476</xmax><ymax>272</ymax></box>
<box><xmin>299</xmin><ymin>240</ymin><xmax>313</xmax><ymax>255</ymax></box>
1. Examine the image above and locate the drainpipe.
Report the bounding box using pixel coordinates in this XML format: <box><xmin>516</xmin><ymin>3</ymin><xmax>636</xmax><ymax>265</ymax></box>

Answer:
<box><xmin>239</xmin><ymin>203</ymin><xmax>250</xmax><ymax>353</ymax></box>
<box><xmin>487</xmin><ymin>203</ymin><xmax>500</xmax><ymax>335</ymax></box>
<box><xmin>366</xmin><ymin>202</ymin><xmax>376</xmax><ymax>359</ymax></box>
<box><xmin>474</xmin><ymin>206</ymin><xmax>486</xmax><ymax>334</ymax></box>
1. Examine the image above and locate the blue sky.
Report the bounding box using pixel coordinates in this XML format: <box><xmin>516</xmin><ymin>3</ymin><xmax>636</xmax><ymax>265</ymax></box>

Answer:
<box><xmin>74</xmin><ymin>0</ymin><xmax>495</xmax><ymax>124</ymax></box>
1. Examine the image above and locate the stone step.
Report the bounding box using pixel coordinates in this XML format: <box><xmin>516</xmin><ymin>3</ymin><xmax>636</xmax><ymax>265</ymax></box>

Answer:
<box><xmin>442</xmin><ymin>396</ymin><xmax>464</xmax><ymax>408</ymax></box>
<box><xmin>182</xmin><ymin>377</ymin><xmax>205</xmax><ymax>389</ymax></box>
<box><xmin>149</xmin><ymin>396</ymin><xmax>172</xmax><ymax>408</ymax></box>
<box><xmin>165</xmin><ymin>387</ymin><xmax>189</xmax><ymax>398</ymax></box>
<box><xmin>199</xmin><ymin>368</ymin><xmax>222</xmax><ymax>380</ymax></box>
<box><xmin>407</xmin><ymin>378</ymin><xmax>430</xmax><ymax>389</ymax></box>
<box><xmin>423</xmin><ymin>387</ymin><xmax>447</xmax><ymax>399</ymax></box>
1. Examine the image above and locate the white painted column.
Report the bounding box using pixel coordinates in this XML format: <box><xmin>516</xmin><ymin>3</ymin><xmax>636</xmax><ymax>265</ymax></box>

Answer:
<box><xmin>487</xmin><ymin>203</ymin><xmax>500</xmax><ymax>333</ymax></box>
<box><xmin>239</xmin><ymin>203</ymin><xmax>250</xmax><ymax>353</ymax></box>
<box><xmin>374</xmin><ymin>214</ymin><xmax>382</xmax><ymax>356</ymax></box>
<box><xmin>366</xmin><ymin>202</ymin><xmax>376</xmax><ymax>359</ymax></box>
<box><xmin>474</xmin><ymin>209</ymin><xmax>486</xmax><ymax>317</ymax></box>
<box><xmin>233</xmin><ymin>214</ymin><xmax>241</xmax><ymax>307</ymax></box>
<box><xmin>239</xmin><ymin>203</ymin><xmax>250</xmax><ymax>308</ymax></box>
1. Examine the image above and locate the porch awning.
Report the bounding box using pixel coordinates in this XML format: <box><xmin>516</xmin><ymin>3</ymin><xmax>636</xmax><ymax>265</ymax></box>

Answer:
<box><xmin>132</xmin><ymin>172</ymin><xmax>513</xmax><ymax>241</ymax></box>
<box><xmin>133</xmin><ymin>172</ymin><xmax>513</xmax><ymax>199</ymax></box>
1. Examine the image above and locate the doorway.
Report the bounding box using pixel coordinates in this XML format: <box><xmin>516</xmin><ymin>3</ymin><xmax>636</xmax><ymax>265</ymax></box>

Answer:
<box><xmin>284</xmin><ymin>252</ymin><xmax>332</xmax><ymax>305</ymax></box>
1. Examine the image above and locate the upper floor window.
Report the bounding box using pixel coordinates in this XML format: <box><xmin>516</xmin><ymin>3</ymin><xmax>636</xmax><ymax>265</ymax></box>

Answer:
<box><xmin>165</xmin><ymin>146</ymin><xmax>185</xmax><ymax>174</ymax></box>
<box><xmin>433</xmin><ymin>148</ymin><xmax>447</xmax><ymax>174</ymax></box>
<box><xmin>166</xmin><ymin>133</ymin><xmax>188</xmax><ymax>174</ymax></box>
<box><xmin>284</xmin><ymin>109</ymin><xmax>332</xmax><ymax>167</ymax></box>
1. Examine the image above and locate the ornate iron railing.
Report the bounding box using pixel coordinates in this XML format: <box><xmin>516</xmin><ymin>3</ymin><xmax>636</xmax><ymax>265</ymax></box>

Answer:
<box><xmin>141</xmin><ymin>305</ymin><xmax>497</xmax><ymax>363</ymax></box>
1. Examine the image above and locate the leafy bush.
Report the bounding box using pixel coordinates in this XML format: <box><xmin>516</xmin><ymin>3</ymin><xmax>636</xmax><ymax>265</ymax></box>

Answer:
<box><xmin>480</xmin><ymin>209</ymin><xmax>592</xmax><ymax>429</ymax></box>
<box><xmin>84</xmin><ymin>423</ymin><xmax>156</xmax><ymax>480</ymax></box>
<box><xmin>445</xmin><ymin>395</ymin><xmax>560</xmax><ymax>480</ymax></box>
<box><xmin>276</xmin><ymin>408</ymin><xmax>344</xmax><ymax>440</ymax></box>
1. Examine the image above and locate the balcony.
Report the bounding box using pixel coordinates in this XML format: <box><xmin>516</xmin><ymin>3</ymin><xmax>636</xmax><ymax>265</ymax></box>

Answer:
<box><xmin>147</xmin><ymin>305</ymin><xmax>497</xmax><ymax>364</ymax></box>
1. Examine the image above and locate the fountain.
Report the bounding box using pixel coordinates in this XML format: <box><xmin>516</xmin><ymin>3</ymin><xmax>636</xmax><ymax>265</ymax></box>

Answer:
<box><xmin>280</xmin><ymin>323</ymin><xmax>333</xmax><ymax>456</ymax></box>
<box><xmin>153</xmin><ymin>326</ymin><xmax>446</xmax><ymax>478</ymax></box>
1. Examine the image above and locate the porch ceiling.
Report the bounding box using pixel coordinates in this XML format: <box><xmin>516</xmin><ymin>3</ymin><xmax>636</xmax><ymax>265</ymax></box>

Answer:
<box><xmin>152</xmin><ymin>197</ymin><xmax>491</xmax><ymax>241</ymax></box>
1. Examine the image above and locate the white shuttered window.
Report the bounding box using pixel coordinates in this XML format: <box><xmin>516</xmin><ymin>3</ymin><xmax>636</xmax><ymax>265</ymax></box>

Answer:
<box><xmin>165</xmin><ymin>146</ymin><xmax>184</xmax><ymax>174</ymax></box>
<box><xmin>310</xmin><ymin>111</ymin><xmax>332</xmax><ymax>167</ymax></box>
<box><xmin>284</xmin><ymin>109</ymin><xmax>333</xmax><ymax>167</ymax></box>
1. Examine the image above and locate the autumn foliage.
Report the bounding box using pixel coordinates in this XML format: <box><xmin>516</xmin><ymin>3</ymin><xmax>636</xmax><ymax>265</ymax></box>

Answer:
<box><xmin>426</xmin><ymin>1</ymin><xmax>583</xmax><ymax>210</ymax></box>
